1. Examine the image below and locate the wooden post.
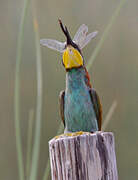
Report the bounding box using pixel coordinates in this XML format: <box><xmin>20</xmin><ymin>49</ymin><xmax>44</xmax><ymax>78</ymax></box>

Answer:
<box><xmin>49</xmin><ymin>131</ymin><xmax>118</xmax><ymax>180</ymax></box>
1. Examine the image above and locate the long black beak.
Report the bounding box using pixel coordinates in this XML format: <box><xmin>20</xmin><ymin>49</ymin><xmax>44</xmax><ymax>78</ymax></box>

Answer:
<box><xmin>58</xmin><ymin>19</ymin><xmax>82</xmax><ymax>54</ymax></box>
<box><xmin>58</xmin><ymin>19</ymin><xmax>73</xmax><ymax>45</ymax></box>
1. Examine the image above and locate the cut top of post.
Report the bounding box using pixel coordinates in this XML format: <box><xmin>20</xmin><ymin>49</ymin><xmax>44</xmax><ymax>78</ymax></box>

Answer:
<box><xmin>49</xmin><ymin>131</ymin><xmax>118</xmax><ymax>180</ymax></box>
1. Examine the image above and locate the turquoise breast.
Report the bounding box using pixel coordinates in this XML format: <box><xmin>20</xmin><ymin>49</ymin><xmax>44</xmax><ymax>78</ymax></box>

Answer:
<box><xmin>64</xmin><ymin>67</ymin><xmax>98</xmax><ymax>133</ymax></box>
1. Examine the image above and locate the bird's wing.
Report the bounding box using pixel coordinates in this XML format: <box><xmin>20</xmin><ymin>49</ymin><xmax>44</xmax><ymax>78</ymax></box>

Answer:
<box><xmin>59</xmin><ymin>90</ymin><xmax>65</xmax><ymax>126</ymax></box>
<box><xmin>89</xmin><ymin>88</ymin><xmax>102</xmax><ymax>130</ymax></box>
<box><xmin>40</xmin><ymin>39</ymin><xmax>66</xmax><ymax>53</ymax></box>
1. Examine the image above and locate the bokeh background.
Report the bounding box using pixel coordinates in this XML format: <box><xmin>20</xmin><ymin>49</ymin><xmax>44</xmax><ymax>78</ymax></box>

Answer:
<box><xmin>0</xmin><ymin>0</ymin><xmax>138</xmax><ymax>179</ymax></box>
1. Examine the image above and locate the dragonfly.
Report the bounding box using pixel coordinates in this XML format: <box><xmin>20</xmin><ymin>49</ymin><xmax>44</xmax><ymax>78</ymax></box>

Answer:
<box><xmin>40</xmin><ymin>20</ymin><xmax>98</xmax><ymax>53</ymax></box>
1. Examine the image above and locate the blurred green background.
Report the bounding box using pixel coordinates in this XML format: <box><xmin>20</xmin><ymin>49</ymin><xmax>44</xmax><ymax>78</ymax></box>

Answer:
<box><xmin>0</xmin><ymin>0</ymin><xmax>138</xmax><ymax>179</ymax></box>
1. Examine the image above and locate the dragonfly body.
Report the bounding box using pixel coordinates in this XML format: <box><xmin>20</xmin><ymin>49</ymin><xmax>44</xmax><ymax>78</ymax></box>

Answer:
<box><xmin>40</xmin><ymin>20</ymin><xmax>102</xmax><ymax>133</ymax></box>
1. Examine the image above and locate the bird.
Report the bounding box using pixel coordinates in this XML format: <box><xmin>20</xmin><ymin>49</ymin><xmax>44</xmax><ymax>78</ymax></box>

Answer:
<box><xmin>40</xmin><ymin>20</ymin><xmax>102</xmax><ymax>133</ymax></box>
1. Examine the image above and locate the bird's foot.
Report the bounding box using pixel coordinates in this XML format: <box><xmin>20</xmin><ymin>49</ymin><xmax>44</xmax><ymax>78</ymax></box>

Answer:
<box><xmin>54</xmin><ymin>131</ymin><xmax>91</xmax><ymax>139</ymax></box>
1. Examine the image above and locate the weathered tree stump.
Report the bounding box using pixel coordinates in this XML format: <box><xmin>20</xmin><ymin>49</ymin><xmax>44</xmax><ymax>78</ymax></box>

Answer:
<box><xmin>49</xmin><ymin>131</ymin><xmax>118</xmax><ymax>180</ymax></box>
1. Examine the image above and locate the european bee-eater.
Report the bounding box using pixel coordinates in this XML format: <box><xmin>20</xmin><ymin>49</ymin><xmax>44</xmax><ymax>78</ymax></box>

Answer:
<box><xmin>40</xmin><ymin>20</ymin><xmax>102</xmax><ymax>133</ymax></box>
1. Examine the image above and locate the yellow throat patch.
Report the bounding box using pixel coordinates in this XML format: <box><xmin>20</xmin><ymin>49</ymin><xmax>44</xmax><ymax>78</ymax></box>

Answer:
<box><xmin>62</xmin><ymin>46</ymin><xmax>83</xmax><ymax>69</ymax></box>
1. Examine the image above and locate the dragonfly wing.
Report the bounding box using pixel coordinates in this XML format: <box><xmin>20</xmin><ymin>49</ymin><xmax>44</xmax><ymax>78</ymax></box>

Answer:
<box><xmin>80</xmin><ymin>31</ymin><xmax>98</xmax><ymax>49</ymax></box>
<box><xmin>73</xmin><ymin>24</ymin><xmax>88</xmax><ymax>47</ymax></box>
<box><xmin>40</xmin><ymin>39</ymin><xmax>66</xmax><ymax>53</ymax></box>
